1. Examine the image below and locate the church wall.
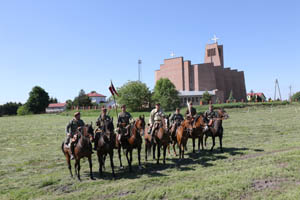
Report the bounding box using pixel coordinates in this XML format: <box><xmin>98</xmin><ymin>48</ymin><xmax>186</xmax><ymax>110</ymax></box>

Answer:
<box><xmin>197</xmin><ymin>63</ymin><xmax>217</xmax><ymax>91</ymax></box>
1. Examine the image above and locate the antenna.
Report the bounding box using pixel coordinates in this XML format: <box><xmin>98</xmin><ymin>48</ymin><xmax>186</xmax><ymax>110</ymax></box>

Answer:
<box><xmin>138</xmin><ymin>59</ymin><xmax>142</xmax><ymax>81</ymax></box>
<box><xmin>274</xmin><ymin>79</ymin><xmax>282</xmax><ymax>101</ymax></box>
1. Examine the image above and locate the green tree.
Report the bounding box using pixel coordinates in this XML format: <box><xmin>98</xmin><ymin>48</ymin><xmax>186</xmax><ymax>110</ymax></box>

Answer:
<box><xmin>152</xmin><ymin>78</ymin><xmax>180</xmax><ymax>111</ymax></box>
<box><xmin>65</xmin><ymin>99</ymin><xmax>73</xmax><ymax>110</ymax></box>
<box><xmin>26</xmin><ymin>86</ymin><xmax>50</xmax><ymax>114</ymax></box>
<box><xmin>227</xmin><ymin>90</ymin><xmax>235</xmax><ymax>103</ymax></box>
<box><xmin>292</xmin><ymin>92</ymin><xmax>300</xmax><ymax>102</ymax></box>
<box><xmin>73</xmin><ymin>89</ymin><xmax>92</xmax><ymax>107</ymax></box>
<box><xmin>0</xmin><ymin>102</ymin><xmax>22</xmax><ymax>116</ymax></box>
<box><xmin>116</xmin><ymin>81</ymin><xmax>151</xmax><ymax>112</ymax></box>
<box><xmin>201</xmin><ymin>91</ymin><xmax>211</xmax><ymax>105</ymax></box>
<box><xmin>17</xmin><ymin>105</ymin><xmax>31</xmax><ymax>116</ymax></box>
<box><xmin>49</xmin><ymin>97</ymin><xmax>58</xmax><ymax>103</ymax></box>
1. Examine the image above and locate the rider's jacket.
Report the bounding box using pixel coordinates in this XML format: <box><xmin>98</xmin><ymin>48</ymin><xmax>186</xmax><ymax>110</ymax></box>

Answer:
<box><xmin>117</xmin><ymin>111</ymin><xmax>132</xmax><ymax>127</ymax></box>
<box><xmin>149</xmin><ymin>108</ymin><xmax>165</xmax><ymax>125</ymax></box>
<box><xmin>66</xmin><ymin>118</ymin><xmax>85</xmax><ymax>136</ymax></box>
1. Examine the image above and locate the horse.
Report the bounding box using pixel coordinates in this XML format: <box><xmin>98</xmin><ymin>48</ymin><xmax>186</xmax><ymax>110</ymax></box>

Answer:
<box><xmin>204</xmin><ymin>108</ymin><xmax>229</xmax><ymax>152</ymax></box>
<box><xmin>169</xmin><ymin>120</ymin><xmax>182</xmax><ymax>156</ymax></box>
<box><xmin>190</xmin><ymin>114</ymin><xmax>206</xmax><ymax>153</ymax></box>
<box><xmin>122</xmin><ymin>116</ymin><xmax>145</xmax><ymax>172</ymax></box>
<box><xmin>152</xmin><ymin>115</ymin><xmax>171</xmax><ymax>164</ymax></box>
<box><xmin>95</xmin><ymin>118</ymin><xmax>115</xmax><ymax>177</ymax></box>
<box><xmin>176</xmin><ymin>119</ymin><xmax>193</xmax><ymax>159</ymax></box>
<box><xmin>61</xmin><ymin>123</ymin><xmax>95</xmax><ymax>180</ymax></box>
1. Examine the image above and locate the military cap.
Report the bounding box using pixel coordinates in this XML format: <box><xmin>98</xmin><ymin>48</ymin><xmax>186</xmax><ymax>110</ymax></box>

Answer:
<box><xmin>156</xmin><ymin>103</ymin><xmax>161</xmax><ymax>106</ymax></box>
<box><xmin>121</xmin><ymin>104</ymin><xmax>126</xmax><ymax>108</ymax></box>
<box><xmin>101</xmin><ymin>106</ymin><xmax>107</xmax><ymax>111</ymax></box>
<box><xmin>74</xmin><ymin>112</ymin><xmax>80</xmax><ymax>117</ymax></box>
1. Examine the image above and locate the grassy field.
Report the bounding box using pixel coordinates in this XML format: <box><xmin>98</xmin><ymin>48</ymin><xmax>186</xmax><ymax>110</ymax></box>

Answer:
<box><xmin>1</xmin><ymin>104</ymin><xmax>300</xmax><ymax>199</ymax></box>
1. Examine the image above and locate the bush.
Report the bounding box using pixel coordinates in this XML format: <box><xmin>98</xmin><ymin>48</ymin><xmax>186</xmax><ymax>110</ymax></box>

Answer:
<box><xmin>17</xmin><ymin>105</ymin><xmax>31</xmax><ymax>116</ymax></box>
<box><xmin>201</xmin><ymin>91</ymin><xmax>211</xmax><ymax>104</ymax></box>
<box><xmin>292</xmin><ymin>92</ymin><xmax>300</xmax><ymax>102</ymax></box>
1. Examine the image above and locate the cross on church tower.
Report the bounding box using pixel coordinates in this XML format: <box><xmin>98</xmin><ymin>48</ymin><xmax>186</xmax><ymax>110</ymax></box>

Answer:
<box><xmin>211</xmin><ymin>34</ymin><xmax>219</xmax><ymax>43</ymax></box>
<box><xmin>170</xmin><ymin>51</ymin><xmax>176</xmax><ymax>58</ymax></box>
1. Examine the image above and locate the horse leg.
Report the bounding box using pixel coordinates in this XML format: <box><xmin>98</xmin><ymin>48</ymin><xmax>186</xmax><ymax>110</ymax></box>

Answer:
<box><xmin>192</xmin><ymin>138</ymin><xmax>195</xmax><ymax>153</ymax></box>
<box><xmin>65</xmin><ymin>153</ymin><xmax>73</xmax><ymax>178</ymax></box>
<box><xmin>182</xmin><ymin>144</ymin><xmax>185</xmax><ymax>159</ymax></box>
<box><xmin>157</xmin><ymin>143</ymin><xmax>160</xmax><ymax>164</ymax></box>
<box><xmin>178</xmin><ymin>143</ymin><xmax>182</xmax><ymax>159</ymax></box>
<box><xmin>138</xmin><ymin>147</ymin><xmax>142</xmax><ymax>169</ymax></box>
<box><xmin>205</xmin><ymin>135</ymin><xmax>208</xmax><ymax>147</ymax></box>
<box><xmin>118</xmin><ymin>146</ymin><xmax>123</xmax><ymax>169</ymax></box>
<box><xmin>110</xmin><ymin>150</ymin><xmax>115</xmax><ymax>177</ymax></box>
<box><xmin>200</xmin><ymin>135</ymin><xmax>204</xmax><ymax>150</ymax></box>
<box><xmin>153</xmin><ymin>143</ymin><xmax>156</xmax><ymax>160</ymax></box>
<box><xmin>173</xmin><ymin>141</ymin><xmax>177</xmax><ymax>156</ymax></box>
<box><xmin>210</xmin><ymin>136</ymin><xmax>215</xmax><ymax>152</ymax></box>
<box><xmin>163</xmin><ymin>145</ymin><xmax>167</xmax><ymax>165</ymax></box>
<box><xmin>125</xmin><ymin>149</ymin><xmax>132</xmax><ymax>172</ymax></box>
<box><xmin>98</xmin><ymin>152</ymin><xmax>103</xmax><ymax>175</ymax></box>
<box><xmin>88</xmin><ymin>156</ymin><xmax>94</xmax><ymax>180</ymax></box>
<box><xmin>77</xmin><ymin>160</ymin><xmax>81</xmax><ymax>181</ymax></box>
<box><xmin>145</xmin><ymin>141</ymin><xmax>148</xmax><ymax>161</ymax></box>
<box><xmin>219</xmin><ymin>135</ymin><xmax>223</xmax><ymax>152</ymax></box>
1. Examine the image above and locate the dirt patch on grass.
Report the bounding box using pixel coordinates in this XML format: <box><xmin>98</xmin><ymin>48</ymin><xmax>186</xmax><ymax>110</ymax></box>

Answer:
<box><xmin>252</xmin><ymin>178</ymin><xmax>289</xmax><ymax>191</ymax></box>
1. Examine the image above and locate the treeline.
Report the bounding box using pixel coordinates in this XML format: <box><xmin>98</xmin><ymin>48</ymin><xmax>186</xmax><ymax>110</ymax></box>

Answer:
<box><xmin>0</xmin><ymin>102</ymin><xmax>22</xmax><ymax>116</ymax></box>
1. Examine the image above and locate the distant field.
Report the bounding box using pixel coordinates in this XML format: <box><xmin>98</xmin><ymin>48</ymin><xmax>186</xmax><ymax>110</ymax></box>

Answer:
<box><xmin>1</xmin><ymin>104</ymin><xmax>300</xmax><ymax>199</ymax></box>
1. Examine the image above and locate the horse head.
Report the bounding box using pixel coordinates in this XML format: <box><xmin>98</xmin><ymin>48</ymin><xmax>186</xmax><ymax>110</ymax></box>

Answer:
<box><xmin>218</xmin><ymin>108</ymin><xmax>229</xmax><ymax>120</ymax></box>
<box><xmin>134</xmin><ymin>115</ymin><xmax>146</xmax><ymax>136</ymax></box>
<box><xmin>82</xmin><ymin>123</ymin><xmax>95</xmax><ymax>142</ymax></box>
<box><xmin>181</xmin><ymin>119</ymin><xmax>193</xmax><ymax>135</ymax></box>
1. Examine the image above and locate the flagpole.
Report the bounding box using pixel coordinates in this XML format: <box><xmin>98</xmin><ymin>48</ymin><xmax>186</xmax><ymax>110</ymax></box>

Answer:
<box><xmin>110</xmin><ymin>80</ymin><xmax>119</xmax><ymax>120</ymax></box>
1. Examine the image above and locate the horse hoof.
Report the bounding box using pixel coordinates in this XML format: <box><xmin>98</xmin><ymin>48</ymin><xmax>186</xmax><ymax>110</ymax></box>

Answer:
<box><xmin>120</xmin><ymin>166</ymin><xmax>124</xmax><ymax>170</ymax></box>
<box><xmin>91</xmin><ymin>177</ymin><xmax>95</xmax><ymax>180</ymax></box>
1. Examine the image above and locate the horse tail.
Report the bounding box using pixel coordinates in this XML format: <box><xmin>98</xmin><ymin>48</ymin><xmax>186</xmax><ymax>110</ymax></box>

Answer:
<box><xmin>61</xmin><ymin>142</ymin><xmax>65</xmax><ymax>155</ymax></box>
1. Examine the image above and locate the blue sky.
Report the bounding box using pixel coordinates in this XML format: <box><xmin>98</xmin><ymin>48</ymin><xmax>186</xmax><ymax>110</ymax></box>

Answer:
<box><xmin>0</xmin><ymin>0</ymin><xmax>299</xmax><ymax>104</ymax></box>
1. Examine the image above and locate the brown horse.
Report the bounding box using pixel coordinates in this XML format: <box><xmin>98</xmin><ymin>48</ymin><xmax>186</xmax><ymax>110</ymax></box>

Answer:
<box><xmin>61</xmin><ymin>124</ymin><xmax>94</xmax><ymax>180</ymax></box>
<box><xmin>169</xmin><ymin>120</ymin><xmax>182</xmax><ymax>156</ymax></box>
<box><xmin>152</xmin><ymin>115</ymin><xmax>171</xmax><ymax>164</ymax></box>
<box><xmin>176</xmin><ymin>119</ymin><xmax>193</xmax><ymax>159</ymax></box>
<box><xmin>204</xmin><ymin>108</ymin><xmax>229</xmax><ymax>152</ymax></box>
<box><xmin>95</xmin><ymin>118</ymin><xmax>115</xmax><ymax>177</ymax></box>
<box><xmin>122</xmin><ymin>116</ymin><xmax>145</xmax><ymax>172</ymax></box>
<box><xmin>190</xmin><ymin>115</ymin><xmax>206</xmax><ymax>153</ymax></box>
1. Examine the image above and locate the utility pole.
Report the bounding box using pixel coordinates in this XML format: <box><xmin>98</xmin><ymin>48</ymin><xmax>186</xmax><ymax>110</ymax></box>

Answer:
<box><xmin>289</xmin><ymin>85</ymin><xmax>292</xmax><ymax>101</ymax></box>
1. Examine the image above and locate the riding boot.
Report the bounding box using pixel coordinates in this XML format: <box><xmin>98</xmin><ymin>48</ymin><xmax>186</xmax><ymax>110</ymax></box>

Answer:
<box><xmin>70</xmin><ymin>142</ymin><xmax>75</xmax><ymax>160</ymax></box>
<box><xmin>94</xmin><ymin>133</ymin><xmax>99</xmax><ymax>150</ymax></box>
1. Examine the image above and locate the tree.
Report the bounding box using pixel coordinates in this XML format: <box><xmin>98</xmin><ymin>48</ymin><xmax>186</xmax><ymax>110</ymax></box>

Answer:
<box><xmin>49</xmin><ymin>97</ymin><xmax>58</xmax><ymax>103</ymax></box>
<box><xmin>17</xmin><ymin>105</ymin><xmax>31</xmax><ymax>116</ymax></box>
<box><xmin>26</xmin><ymin>86</ymin><xmax>50</xmax><ymax>114</ymax></box>
<box><xmin>65</xmin><ymin>99</ymin><xmax>73</xmax><ymax>110</ymax></box>
<box><xmin>116</xmin><ymin>81</ymin><xmax>151</xmax><ymax>112</ymax></box>
<box><xmin>152</xmin><ymin>78</ymin><xmax>180</xmax><ymax>111</ymax></box>
<box><xmin>0</xmin><ymin>102</ymin><xmax>22</xmax><ymax>116</ymax></box>
<box><xmin>201</xmin><ymin>91</ymin><xmax>211</xmax><ymax>105</ymax></box>
<box><xmin>227</xmin><ymin>90</ymin><xmax>235</xmax><ymax>103</ymax></box>
<box><xmin>292</xmin><ymin>92</ymin><xmax>300</xmax><ymax>102</ymax></box>
<box><xmin>73</xmin><ymin>89</ymin><xmax>92</xmax><ymax>107</ymax></box>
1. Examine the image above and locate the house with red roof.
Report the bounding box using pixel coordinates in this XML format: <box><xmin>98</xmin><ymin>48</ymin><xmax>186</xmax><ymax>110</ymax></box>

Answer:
<box><xmin>87</xmin><ymin>91</ymin><xmax>106</xmax><ymax>104</ymax></box>
<box><xmin>46</xmin><ymin>103</ymin><xmax>67</xmax><ymax>113</ymax></box>
<box><xmin>247</xmin><ymin>92</ymin><xmax>266</xmax><ymax>102</ymax></box>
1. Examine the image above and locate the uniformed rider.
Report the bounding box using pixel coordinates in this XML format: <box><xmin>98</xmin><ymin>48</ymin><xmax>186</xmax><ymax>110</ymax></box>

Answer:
<box><xmin>148</xmin><ymin>103</ymin><xmax>165</xmax><ymax>135</ymax></box>
<box><xmin>65</xmin><ymin>112</ymin><xmax>85</xmax><ymax>160</ymax></box>
<box><xmin>185</xmin><ymin>101</ymin><xmax>197</xmax><ymax>119</ymax></box>
<box><xmin>204</xmin><ymin>105</ymin><xmax>217</xmax><ymax>127</ymax></box>
<box><xmin>94</xmin><ymin>107</ymin><xmax>111</xmax><ymax>150</ymax></box>
<box><xmin>117</xmin><ymin>104</ymin><xmax>133</xmax><ymax>144</ymax></box>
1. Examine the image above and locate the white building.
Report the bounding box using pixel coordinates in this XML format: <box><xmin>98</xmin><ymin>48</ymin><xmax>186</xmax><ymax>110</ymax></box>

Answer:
<box><xmin>46</xmin><ymin>103</ymin><xmax>67</xmax><ymax>113</ymax></box>
<box><xmin>87</xmin><ymin>92</ymin><xmax>106</xmax><ymax>104</ymax></box>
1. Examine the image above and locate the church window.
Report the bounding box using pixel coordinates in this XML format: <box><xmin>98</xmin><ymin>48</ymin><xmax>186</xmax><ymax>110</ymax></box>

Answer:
<box><xmin>207</xmin><ymin>48</ymin><xmax>216</xmax><ymax>57</ymax></box>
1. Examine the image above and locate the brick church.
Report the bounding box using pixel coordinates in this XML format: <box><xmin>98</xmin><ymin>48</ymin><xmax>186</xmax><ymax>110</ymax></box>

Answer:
<box><xmin>155</xmin><ymin>40</ymin><xmax>247</xmax><ymax>105</ymax></box>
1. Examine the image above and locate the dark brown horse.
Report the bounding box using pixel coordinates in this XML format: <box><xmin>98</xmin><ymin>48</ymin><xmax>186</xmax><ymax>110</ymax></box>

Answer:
<box><xmin>169</xmin><ymin>120</ymin><xmax>182</xmax><ymax>156</ymax></box>
<box><xmin>204</xmin><ymin>108</ymin><xmax>229</xmax><ymax>152</ymax></box>
<box><xmin>176</xmin><ymin>119</ymin><xmax>193</xmax><ymax>159</ymax></box>
<box><xmin>61</xmin><ymin>124</ymin><xmax>94</xmax><ymax>180</ymax></box>
<box><xmin>190</xmin><ymin>115</ymin><xmax>206</xmax><ymax>153</ymax></box>
<box><xmin>122</xmin><ymin>116</ymin><xmax>145</xmax><ymax>172</ymax></box>
<box><xmin>95</xmin><ymin>118</ymin><xmax>115</xmax><ymax>177</ymax></box>
<box><xmin>152</xmin><ymin>115</ymin><xmax>171</xmax><ymax>164</ymax></box>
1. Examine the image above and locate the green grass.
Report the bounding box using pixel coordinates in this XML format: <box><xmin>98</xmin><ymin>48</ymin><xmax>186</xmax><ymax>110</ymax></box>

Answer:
<box><xmin>1</xmin><ymin>104</ymin><xmax>300</xmax><ymax>199</ymax></box>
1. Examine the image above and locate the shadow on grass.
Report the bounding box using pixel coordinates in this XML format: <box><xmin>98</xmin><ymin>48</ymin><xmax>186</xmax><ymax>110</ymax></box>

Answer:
<box><xmin>81</xmin><ymin>146</ymin><xmax>252</xmax><ymax>180</ymax></box>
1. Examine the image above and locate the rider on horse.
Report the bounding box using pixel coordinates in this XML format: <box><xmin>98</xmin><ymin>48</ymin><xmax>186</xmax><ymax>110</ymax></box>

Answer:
<box><xmin>94</xmin><ymin>106</ymin><xmax>112</xmax><ymax>150</ymax></box>
<box><xmin>170</xmin><ymin>108</ymin><xmax>184</xmax><ymax>135</ymax></box>
<box><xmin>204</xmin><ymin>105</ymin><xmax>217</xmax><ymax>128</ymax></box>
<box><xmin>148</xmin><ymin>103</ymin><xmax>165</xmax><ymax>135</ymax></box>
<box><xmin>185</xmin><ymin>101</ymin><xmax>197</xmax><ymax>119</ymax></box>
<box><xmin>65</xmin><ymin>112</ymin><xmax>84</xmax><ymax>160</ymax></box>
<box><xmin>117</xmin><ymin>104</ymin><xmax>133</xmax><ymax>145</ymax></box>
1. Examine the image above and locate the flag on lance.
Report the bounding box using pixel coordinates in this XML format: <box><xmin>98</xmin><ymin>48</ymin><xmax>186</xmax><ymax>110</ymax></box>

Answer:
<box><xmin>109</xmin><ymin>81</ymin><xmax>119</xmax><ymax>96</ymax></box>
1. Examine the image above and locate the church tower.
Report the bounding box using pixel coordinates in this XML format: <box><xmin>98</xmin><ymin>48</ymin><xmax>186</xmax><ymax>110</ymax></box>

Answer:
<box><xmin>204</xmin><ymin>36</ymin><xmax>224</xmax><ymax>68</ymax></box>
